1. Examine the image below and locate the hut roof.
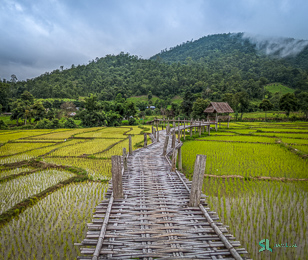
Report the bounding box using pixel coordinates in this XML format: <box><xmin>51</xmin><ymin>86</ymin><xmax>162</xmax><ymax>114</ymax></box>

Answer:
<box><xmin>204</xmin><ymin>102</ymin><xmax>234</xmax><ymax>113</ymax></box>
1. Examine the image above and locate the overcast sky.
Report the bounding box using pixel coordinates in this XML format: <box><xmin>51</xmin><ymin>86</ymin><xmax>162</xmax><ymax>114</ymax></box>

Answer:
<box><xmin>1</xmin><ymin>0</ymin><xmax>308</xmax><ymax>81</ymax></box>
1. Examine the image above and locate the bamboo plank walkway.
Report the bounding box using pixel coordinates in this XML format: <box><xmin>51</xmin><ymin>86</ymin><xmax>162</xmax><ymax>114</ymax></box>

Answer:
<box><xmin>77</xmin><ymin>127</ymin><xmax>249</xmax><ymax>259</ymax></box>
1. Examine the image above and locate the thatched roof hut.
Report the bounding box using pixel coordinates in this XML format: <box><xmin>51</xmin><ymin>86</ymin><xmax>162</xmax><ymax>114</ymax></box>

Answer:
<box><xmin>204</xmin><ymin>102</ymin><xmax>234</xmax><ymax>114</ymax></box>
<box><xmin>204</xmin><ymin>102</ymin><xmax>234</xmax><ymax>128</ymax></box>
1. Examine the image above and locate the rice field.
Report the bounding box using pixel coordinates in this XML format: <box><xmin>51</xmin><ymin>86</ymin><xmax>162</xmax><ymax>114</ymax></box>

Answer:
<box><xmin>0</xmin><ymin>167</ymin><xmax>36</xmax><ymax>178</ymax></box>
<box><xmin>0</xmin><ymin>182</ymin><xmax>107</xmax><ymax>260</ymax></box>
<box><xmin>0</xmin><ymin>169</ymin><xmax>73</xmax><ymax>214</ymax></box>
<box><xmin>0</xmin><ymin>122</ymin><xmax>307</xmax><ymax>260</ymax></box>
<box><xmin>44</xmin><ymin>157</ymin><xmax>112</xmax><ymax>180</ymax></box>
<box><xmin>181</xmin><ymin>121</ymin><xmax>308</xmax><ymax>259</ymax></box>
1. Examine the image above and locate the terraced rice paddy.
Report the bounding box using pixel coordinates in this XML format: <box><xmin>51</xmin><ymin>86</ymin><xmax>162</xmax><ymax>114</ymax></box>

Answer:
<box><xmin>182</xmin><ymin>121</ymin><xmax>308</xmax><ymax>259</ymax></box>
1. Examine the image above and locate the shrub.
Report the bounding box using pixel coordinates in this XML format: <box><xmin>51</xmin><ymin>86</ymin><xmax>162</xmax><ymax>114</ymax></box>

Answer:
<box><xmin>128</xmin><ymin>117</ymin><xmax>137</xmax><ymax>125</ymax></box>
<box><xmin>0</xmin><ymin>120</ymin><xmax>8</xmax><ymax>129</ymax></box>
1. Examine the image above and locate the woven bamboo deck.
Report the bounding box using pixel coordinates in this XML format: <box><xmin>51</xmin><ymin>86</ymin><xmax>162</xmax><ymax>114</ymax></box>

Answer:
<box><xmin>77</xmin><ymin>128</ymin><xmax>249</xmax><ymax>259</ymax></box>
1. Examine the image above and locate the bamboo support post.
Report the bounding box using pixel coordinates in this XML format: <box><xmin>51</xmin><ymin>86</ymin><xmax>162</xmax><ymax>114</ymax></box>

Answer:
<box><xmin>162</xmin><ymin>135</ymin><xmax>169</xmax><ymax>156</ymax></box>
<box><xmin>144</xmin><ymin>133</ymin><xmax>147</xmax><ymax>148</ymax></box>
<box><xmin>178</xmin><ymin>124</ymin><xmax>181</xmax><ymax>142</ymax></box>
<box><xmin>128</xmin><ymin>135</ymin><xmax>133</xmax><ymax>155</ymax></box>
<box><xmin>199</xmin><ymin>121</ymin><xmax>201</xmax><ymax>137</ymax></box>
<box><xmin>111</xmin><ymin>155</ymin><xmax>123</xmax><ymax>199</ymax></box>
<box><xmin>183</xmin><ymin>121</ymin><xmax>186</xmax><ymax>140</ymax></box>
<box><xmin>178</xmin><ymin>146</ymin><xmax>182</xmax><ymax>171</ymax></box>
<box><xmin>157</xmin><ymin>130</ymin><xmax>160</xmax><ymax>142</ymax></box>
<box><xmin>171</xmin><ymin>148</ymin><xmax>178</xmax><ymax>172</ymax></box>
<box><xmin>122</xmin><ymin>148</ymin><xmax>127</xmax><ymax>171</ymax></box>
<box><xmin>189</xmin><ymin>154</ymin><xmax>206</xmax><ymax>207</ymax></box>
<box><xmin>194</xmin><ymin>121</ymin><xmax>196</xmax><ymax>135</ymax></box>
<box><xmin>208</xmin><ymin>125</ymin><xmax>211</xmax><ymax>136</ymax></box>
<box><xmin>227</xmin><ymin>115</ymin><xmax>230</xmax><ymax>128</ymax></box>
<box><xmin>173</xmin><ymin>118</ymin><xmax>175</xmax><ymax>129</ymax></box>
<box><xmin>172</xmin><ymin>133</ymin><xmax>176</xmax><ymax>148</ymax></box>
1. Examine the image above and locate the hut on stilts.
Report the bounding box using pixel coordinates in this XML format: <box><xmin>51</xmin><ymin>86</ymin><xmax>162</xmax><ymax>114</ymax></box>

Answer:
<box><xmin>204</xmin><ymin>102</ymin><xmax>234</xmax><ymax>128</ymax></box>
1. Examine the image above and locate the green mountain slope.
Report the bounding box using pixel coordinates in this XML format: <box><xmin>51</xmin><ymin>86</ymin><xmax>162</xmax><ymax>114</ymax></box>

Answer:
<box><xmin>8</xmin><ymin>33</ymin><xmax>308</xmax><ymax>102</ymax></box>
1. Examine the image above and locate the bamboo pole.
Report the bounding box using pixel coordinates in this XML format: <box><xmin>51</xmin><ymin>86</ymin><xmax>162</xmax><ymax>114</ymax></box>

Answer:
<box><xmin>162</xmin><ymin>135</ymin><xmax>169</xmax><ymax>156</ymax></box>
<box><xmin>111</xmin><ymin>155</ymin><xmax>123</xmax><ymax>199</ymax></box>
<box><xmin>189</xmin><ymin>154</ymin><xmax>206</xmax><ymax>207</ymax></box>
<box><xmin>122</xmin><ymin>148</ymin><xmax>127</xmax><ymax>171</ymax></box>
<box><xmin>171</xmin><ymin>148</ymin><xmax>178</xmax><ymax>172</ymax></box>
<box><xmin>144</xmin><ymin>133</ymin><xmax>147</xmax><ymax>148</ymax></box>
<box><xmin>178</xmin><ymin>146</ymin><xmax>182</xmax><ymax>171</ymax></box>
<box><xmin>128</xmin><ymin>135</ymin><xmax>133</xmax><ymax>155</ymax></box>
<box><xmin>157</xmin><ymin>130</ymin><xmax>160</xmax><ymax>142</ymax></box>
<box><xmin>172</xmin><ymin>132</ymin><xmax>176</xmax><ymax>148</ymax></box>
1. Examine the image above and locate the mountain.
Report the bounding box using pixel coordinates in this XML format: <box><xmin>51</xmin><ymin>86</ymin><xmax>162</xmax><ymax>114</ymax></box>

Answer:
<box><xmin>150</xmin><ymin>32</ymin><xmax>308</xmax><ymax>70</ymax></box>
<box><xmin>7</xmin><ymin>33</ymin><xmax>308</xmax><ymax>102</ymax></box>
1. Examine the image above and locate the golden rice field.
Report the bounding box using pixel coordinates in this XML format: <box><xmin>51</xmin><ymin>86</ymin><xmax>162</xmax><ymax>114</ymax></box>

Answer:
<box><xmin>182</xmin><ymin>121</ymin><xmax>308</xmax><ymax>260</ymax></box>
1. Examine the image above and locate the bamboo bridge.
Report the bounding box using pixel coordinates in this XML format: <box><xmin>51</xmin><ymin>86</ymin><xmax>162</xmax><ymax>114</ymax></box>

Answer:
<box><xmin>76</xmin><ymin>120</ymin><xmax>250</xmax><ymax>259</ymax></box>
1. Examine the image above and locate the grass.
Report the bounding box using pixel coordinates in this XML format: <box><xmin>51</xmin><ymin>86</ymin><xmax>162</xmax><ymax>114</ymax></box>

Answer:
<box><xmin>265</xmin><ymin>83</ymin><xmax>295</xmax><ymax>95</ymax></box>
<box><xmin>126</xmin><ymin>95</ymin><xmax>160</xmax><ymax>103</ymax></box>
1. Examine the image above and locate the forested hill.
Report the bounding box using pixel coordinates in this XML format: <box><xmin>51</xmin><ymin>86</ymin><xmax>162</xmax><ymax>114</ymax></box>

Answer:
<box><xmin>3</xmin><ymin>33</ymin><xmax>308</xmax><ymax>102</ymax></box>
<box><xmin>150</xmin><ymin>33</ymin><xmax>308</xmax><ymax>70</ymax></box>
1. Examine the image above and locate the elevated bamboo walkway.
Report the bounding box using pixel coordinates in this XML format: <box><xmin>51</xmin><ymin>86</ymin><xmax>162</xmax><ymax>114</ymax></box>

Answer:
<box><xmin>77</xmin><ymin>123</ymin><xmax>249</xmax><ymax>259</ymax></box>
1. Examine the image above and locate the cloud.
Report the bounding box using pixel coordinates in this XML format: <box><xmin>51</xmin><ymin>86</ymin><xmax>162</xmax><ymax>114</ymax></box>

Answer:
<box><xmin>243</xmin><ymin>33</ymin><xmax>308</xmax><ymax>57</ymax></box>
<box><xmin>0</xmin><ymin>0</ymin><xmax>307</xmax><ymax>80</ymax></box>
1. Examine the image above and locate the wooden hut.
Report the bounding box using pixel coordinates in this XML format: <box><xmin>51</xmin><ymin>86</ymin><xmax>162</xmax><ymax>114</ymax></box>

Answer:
<box><xmin>204</xmin><ymin>102</ymin><xmax>234</xmax><ymax>128</ymax></box>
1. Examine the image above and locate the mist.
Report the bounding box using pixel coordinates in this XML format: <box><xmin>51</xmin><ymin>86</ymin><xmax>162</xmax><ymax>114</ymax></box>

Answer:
<box><xmin>243</xmin><ymin>33</ymin><xmax>308</xmax><ymax>58</ymax></box>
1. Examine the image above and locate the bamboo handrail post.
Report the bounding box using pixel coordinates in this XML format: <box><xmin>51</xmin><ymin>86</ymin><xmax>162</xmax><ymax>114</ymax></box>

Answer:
<box><xmin>128</xmin><ymin>135</ymin><xmax>133</xmax><ymax>155</ymax></box>
<box><xmin>189</xmin><ymin>154</ymin><xmax>206</xmax><ymax>207</ymax></box>
<box><xmin>162</xmin><ymin>135</ymin><xmax>169</xmax><ymax>156</ymax></box>
<box><xmin>111</xmin><ymin>155</ymin><xmax>123</xmax><ymax>199</ymax></box>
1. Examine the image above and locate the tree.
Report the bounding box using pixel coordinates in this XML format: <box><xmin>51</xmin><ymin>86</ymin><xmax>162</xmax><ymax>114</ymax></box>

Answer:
<box><xmin>64</xmin><ymin>118</ymin><xmax>77</xmax><ymax>128</ymax></box>
<box><xmin>10</xmin><ymin>100</ymin><xmax>30</xmax><ymax>126</ymax></box>
<box><xmin>279</xmin><ymin>93</ymin><xmax>298</xmax><ymax>117</ymax></box>
<box><xmin>0</xmin><ymin>81</ymin><xmax>10</xmax><ymax>111</ymax></box>
<box><xmin>85</xmin><ymin>94</ymin><xmax>100</xmax><ymax>111</ymax></box>
<box><xmin>148</xmin><ymin>91</ymin><xmax>152</xmax><ymax>100</ymax></box>
<box><xmin>114</xmin><ymin>93</ymin><xmax>125</xmax><ymax>104</ymax></box>
<box><xmin>31</xmin><ymin>102</ymin><xmax>46</xmax><ymax>122</ymax></box>
<box><xmin>21</xmin><ymin>91</ymin><xmax>34</xmax><ymax>105</ymax></box>
<box><xmin>0</xmin><ymin>119</ymin><xmax>7</xmax><ymax>129</ymax></box>
<box><xmin>259</xmin><ymin>99</ymin><xmax>273</xmax><ymax>121</ymax></box>
<box><xmin>233</xmin><ymin>91</ymin><xmax>250</xmax><ymax>120</ymax></box>
<box><xmin>136</xmin><ymin>101</ymin><xmax>147</xmax><ymax>111</ymax></box>
<box><xmin>296</xmin><ymin>92</ymin><xmax>308</xmax><ymax>119</ymax></box>
<box><xmin>191</xmin><ymin>98</ymin><xmax>210</xmax><ymax>119</ymax></box>
<box><xmin>124</xmin><ymin>101</ymin><xmax>137</xmax><ymax>119</ymax></box>
<box><xmin>181</xmin><ymin>91</ymin><xmax>195</xmax><ymax>116</ymax></box>
<box><xmin>170</xmin><ymin>103</ymin><xmax>180</xmax><ymax>116</ymax></box>
<box><xmin>79</xmin><ymin>109</ymin><xmax>107</xmax><ymax>127</ymax></box>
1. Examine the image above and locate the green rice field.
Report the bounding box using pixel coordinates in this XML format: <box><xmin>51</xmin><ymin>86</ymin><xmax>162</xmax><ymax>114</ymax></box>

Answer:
<box><xmin>0</xmin><ymin>122</ymin><xmax>307</xmax><ymax>260</ymax></box>
<box><xmin>181</xmin><ymin>121</ymin><xmax>308</xmax><ymax>259</ymax></box>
